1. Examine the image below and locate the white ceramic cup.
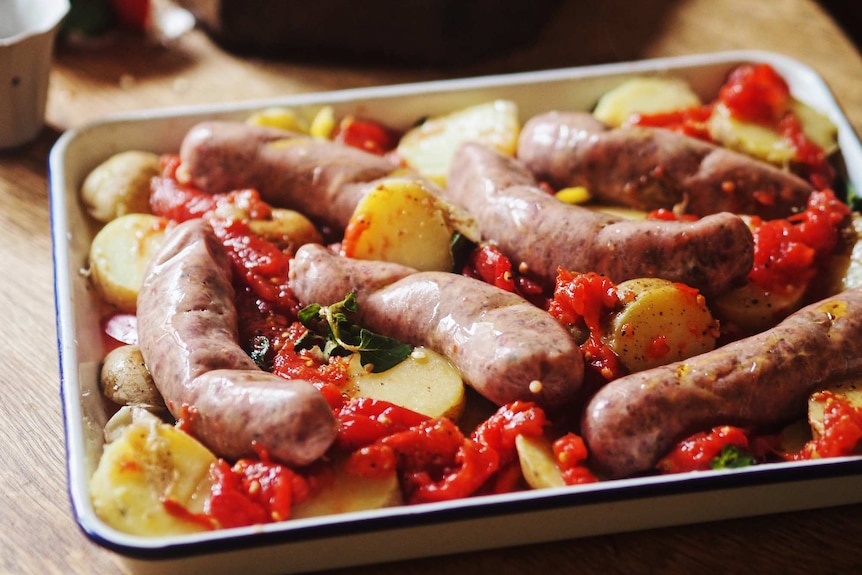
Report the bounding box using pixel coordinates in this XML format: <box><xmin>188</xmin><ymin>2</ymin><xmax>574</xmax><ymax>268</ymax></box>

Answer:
<box><xmin>0</xmin><ymin>0</ymin><xmax>70</xmax><ymax>149</ymax></box>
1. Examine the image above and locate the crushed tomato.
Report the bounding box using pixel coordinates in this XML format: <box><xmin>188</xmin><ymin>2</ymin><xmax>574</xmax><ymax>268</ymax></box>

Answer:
<box><xmin>792</xmin><ymin>392</ymin><xmax>862</xmax><ymax>460</ymax></box>
<box><xmin>206</xmin><ymin>456</ymin><xmax>311</xmax><ymax>528</ymax></box>
<box><xmin>552</xmin><ymin>433</ymin><xmax>598</xmax><ymax>485</ymax></box>
<box><xmin>549</xmin><ymin>268</ymin><xmax>626</xmax><ymax>381</ymax></box>
<box><xmin>656</xmin><ymin>426</ymin><xmax>750</xmax><ymax>474</ymax></box>
<box><xmin>748</xmin><ymin>189</ymin><xmax>850</xmax><ymax>292</ymax></box>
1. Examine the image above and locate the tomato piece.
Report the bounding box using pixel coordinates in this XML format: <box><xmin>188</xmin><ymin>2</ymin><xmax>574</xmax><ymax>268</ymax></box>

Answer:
<box><xmin>463</xmin><ymin>244</ymin><xmax>518</xmax><ymax>293</ymax></box>
<box><xmin>406</xmin><ymin>440</ymin><xmax>499</xmax><ymax>504</ymax></box>
<box><xmin>719</xmin><ymin>63</ymin><xmax>790</xmax><ymax>125</ymax></box>
<box><xmin>207</xmin><ymin>458</ymin><xmax>309</xmax><ymax>528</ymax></box>
<box><xmin>749</xmin><ymin>189</ymin><xmax>850</xmax><ymax>292</ymax></box>
<box><xmin>471</xmin><ymin>401</ymin><xmax>548</xmax><ymax>467</ymax></box>
<box><xmin>793</xmin><ymin>392</ymin><xmax>862</xmax><ymax>460</ymax></box>
<box><xmin>333</xmin><ymin>117</ymin><xmax>397</xmax><ymax>155</ymax></box>
<box><xmin>551</xmin><ymin>433</ymin><xmax>599</xmax><ymax>485</ymax></box>
<box><xmin>336</xmin><ymin>398</ymin><xmax>430</xmax><ymax>451</ymax></box>
<box><xmin>631</xmin><ymin>105</ymin><xmax>714</xmax><ymax>141</ymax></box>
<box><xmin>210</xmin><ymin>219</ymin><xmax>298</xmax><ymax>317</ymax></box>
<box><xmin>549</xmin><ymin>268</ymin><xmax>626</xmax><ymax>381</ymax></box>
<box><xmin>656</xmin><ymin>425</ymin><xmax>751</xmax><ymax>474</ymax></box>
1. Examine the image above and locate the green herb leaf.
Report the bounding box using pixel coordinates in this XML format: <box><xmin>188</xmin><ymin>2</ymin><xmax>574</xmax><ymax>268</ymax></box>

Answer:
<box><xmin>297</xmin><ymin>292</ymin><xmax>412</xmax><ymax>372</ymax></box>
<box><xmin>710</xmin><ymin>444</ymin><xmax>755</xmax><ymax>470</ymax></box>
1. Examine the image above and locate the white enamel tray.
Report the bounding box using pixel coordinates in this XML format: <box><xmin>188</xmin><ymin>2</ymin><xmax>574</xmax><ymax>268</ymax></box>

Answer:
<box><xmin>50</xmin><ymin>50</ymin><xmax>862</xmax><ymax>575</ymax></box>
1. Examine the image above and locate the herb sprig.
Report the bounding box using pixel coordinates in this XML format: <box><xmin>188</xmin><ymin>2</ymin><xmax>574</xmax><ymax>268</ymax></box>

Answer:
<box><xmin>296</xmin><ymin>292</ymin><xmax>412</xmax><ymax>373</ymax></box>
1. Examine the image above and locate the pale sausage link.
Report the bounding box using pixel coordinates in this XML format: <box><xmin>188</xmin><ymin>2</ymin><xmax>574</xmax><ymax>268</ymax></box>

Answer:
<box><xmin>516</xmin><ymin>111</ymin><xmax>814</xmax><ymax>219</ymax></box>
<box><xmin>179</xmin><ymin>121</ymin><xmax>397</xmax><ymax>232</ymax></box>
<box><xmin>137</xmin><ymin>219</ymin><xmax>337</xmax><ymax>466</ymax></box>
<box><xmin>581</xmin><ymin>287</ymin><xmax>862</xmax><ymax>479</ymax></box>
<box><xmin>445</xmin><ymin>142</ymin><xmax>754</xmax><ymax>297</ymax></box>
<box><xmin>290</xmin><ymin>244</ymin><xmax>584</xmax><ymax>409</ymax></box>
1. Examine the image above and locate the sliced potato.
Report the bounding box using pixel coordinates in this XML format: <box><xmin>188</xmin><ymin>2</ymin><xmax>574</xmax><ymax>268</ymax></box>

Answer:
<box><xmin>396</xmin><ymin>99</ymin><xmax>520</xmax><ymax>185</ymax></box>
<box><xmin>248</xmin><ymin>208</ymin><xmax>323</xmax><ymax>252</ymax></box>
<box><xmin>707</xmin><ymin>99</ymin><xmax>838</xmax><ymax>165</ymax></box>
<box><xmin>89</xmin><ymin>410</ymin><xmax>216</xmax><ymax>536</ymax></box>
<box><xmin>344</xmin><ymin>347</ymin><xmax>466</xmax><ymax>420</ymax></box>
<box><xmin>808</xmin><ymin>376</ymin><xmax>862</xmax><ymax>440</ymax></box>
<box><xmin>291</xmin><ymin>456</ymin><xmax>401</xmax><ymax>519</ymax></box>
<box><xmin>80</xmin><ymin>150</ymin><xmax>161</xmax><ymax>223</ymax></box>
<box><xmin>593</xmin><ymin>76</ymin><xmax>702</xmax><ymax>128</ymax></box>
<box><xmin>343</xmin><ymin>178</ymin><xmax>456</xmax><ymax>272</ymax></box>
<box><xmin>88</xmin><ymin>213</ymin><xmax>168</xmax><ymax>313</ymax></box>
<box><xmin>100</xmin><ymin>344</ymin><xmax>166</xmax><ymax>412</ymax></box>
<box><xmin>707</xmin><ymin>102</ymin><xmax>796</xmax><ymax>164</ymax></box>
<box><xmin>605</xmin><ymin>278</ymin><xmax>719</xmax><ymax>372</ymax></box>
<box><xmin>710</xmin><ymin>280</ymin><xmax>807</xmax><ymax>335</ymax></box>
<box><xmin>515</xmin><ymin>434</ymin><xmax>565</xmax><ymax>489</ymax></box>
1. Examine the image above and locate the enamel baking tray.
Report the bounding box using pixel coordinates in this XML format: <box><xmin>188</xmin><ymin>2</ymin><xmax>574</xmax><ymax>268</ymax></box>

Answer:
<box><xmin>50</xmin><ymin>50</ymin><xmax>862</xmax><ymax>575</ymax></box>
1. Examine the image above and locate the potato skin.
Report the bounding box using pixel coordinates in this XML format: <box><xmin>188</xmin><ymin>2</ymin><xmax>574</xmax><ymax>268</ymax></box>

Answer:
<box><xmin>81</xmin><ymin>151</ymin><xmax>161</xmax><ymax>223</ymax></box>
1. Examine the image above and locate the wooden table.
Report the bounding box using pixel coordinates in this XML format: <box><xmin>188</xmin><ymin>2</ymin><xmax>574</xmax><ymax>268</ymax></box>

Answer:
<box><xmin>3</xmin><ymin>1</ymin><xmax>862</xmax><ymax>573</ymax></box>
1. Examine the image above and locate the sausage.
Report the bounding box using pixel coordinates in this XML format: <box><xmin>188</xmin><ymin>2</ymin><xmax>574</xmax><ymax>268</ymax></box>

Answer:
<box><xmin>290</xmin><ymin>244</ymin><xmax>584</xmax><ymax>409</ymax></box>
<box><xmin>445</xmin><ymin>142</ymin><xmax>754</xmax><ymax>296</ymax></box>
<box><xmin>581</xmin><ymin>287</ymin><xmax>862</xmax><ymax>479</ymax></box>
<box><xmin>136</xmin><ymin>218</ymin><xmax>338</xmax><ymax>466</ymax></box>
<box><xmin>179</xmin><ymin>121</ymin><xmax>397</xmax><ymax>231</ymax></box>
<box><xmin>516</xmin><ymin>111</ymin><xmax>814</xmax><ymax>219</ymax></box>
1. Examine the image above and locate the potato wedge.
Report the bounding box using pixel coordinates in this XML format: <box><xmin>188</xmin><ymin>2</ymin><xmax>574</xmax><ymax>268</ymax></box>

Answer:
<box><xmin>515</xmin><ymin>434</ymin><xmax>565</xmax><ymax>489</ymax></box>
<box><xmin>344</xmin><ymin>347</ymin><xmax>466</xmax><ymax>420</ymax></box>
<box><xmin>396</xmin><ymin>99</ymin><xmax>519</xmax><ymax>185</ymax></box>
<box><xmin>343</xmin><ymin>178</ymin><xmax>456</xmax><ymax>272</ymax></box>
<box><xmin>88</xmin><ymin>213</ymin><xmax>168</xmax><ymax>313</ymax></box>
<box><xmin>593</xmin><ymin>76</ymin><xmax>702</xmax><ymax>128</ymax></box>
<box><xmin>291</xmin><ymin>456</ymin><xmax>401</xmax><ymax>519</ymax></box>
<box><xmin>89</xmin><ymin>409</ymin><xmax>216</xmax><ymax>536</ymax></box>
<box><xmin>100</xmin><ymin>344</ymin><xmax>166</xmax><ymax>412</ymax></box>
<box><xmin>80</xmin><ymin>150</ymin><xmax>161</xmax><ymax>223</ymax></box>
<box><xmin>605</xmin><ymin>278</ymin><xmax>718</xmax><ymax>372</ymax></box>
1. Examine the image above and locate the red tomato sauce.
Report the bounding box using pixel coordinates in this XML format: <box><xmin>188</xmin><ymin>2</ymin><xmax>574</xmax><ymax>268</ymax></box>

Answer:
<box><xmin>792</xmin><ymin>392</ymin><xmax>862</xmax><ymax>460</ymax></box>
<box><xmin>552</xmin><ymin>433</ymin><xmax>598</xmax><ymax>485</ymax></box>
<box><xmin>549</xmin><ymin>269</ymin><xmax>626</xmax><ymax>381</ymax></box>
<box><xmin>748</xmin><ymin>189</ymin><xmax>850</xmax><ymax>292</ymax></box>
<box><xmin>656</xmin><ymin>426</ymin><xmax>751</xmax><ymax>474</ymax></box>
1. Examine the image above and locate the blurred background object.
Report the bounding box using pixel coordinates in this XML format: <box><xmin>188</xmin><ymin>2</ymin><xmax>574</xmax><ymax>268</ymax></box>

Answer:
<box><xmin>175</xmin><ymin>0</ymin><xmax>563</xmax><ymax>66</ymax></box>
<box><xmin>0</xmin><ymin>0</ymin><xmax>69</xmax><ymax>148</ymax></box>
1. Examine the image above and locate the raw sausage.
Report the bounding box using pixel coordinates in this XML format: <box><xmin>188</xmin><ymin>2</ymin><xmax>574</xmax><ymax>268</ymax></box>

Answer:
<box><xmin>179</xmin><ymin>121</ymin><xmax>397</xmax><ymax>231</ymax></box>
<box><xmin>136</xmin><ymin>218</ymin><xmax>338</xmax><ymax>466</ymax></box>
<box><xmin>516</xmin><ymin>111</ymin><xmax>814</xmax><ymax>219</ymax></box>
<box><xmin>290</xmin><ymin>244</ymin><xmax>584</xmax><ymax>409</ymax></box>
<box><xmin>445</xmin><ymin>142</ymin><xmax>754</xmax><ymax>296</ymax></box>
<box><xmin>581</xmin><ymin>287</ymin><xmax>862</xmax><ymax>479</ymax></box>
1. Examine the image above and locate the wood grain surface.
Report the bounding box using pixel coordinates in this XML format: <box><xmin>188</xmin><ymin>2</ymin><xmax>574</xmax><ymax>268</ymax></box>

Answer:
<box><xmin>2</xmin><ymin>1</ymin><xmax>861</xmax><ymax>574</ymax></box>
